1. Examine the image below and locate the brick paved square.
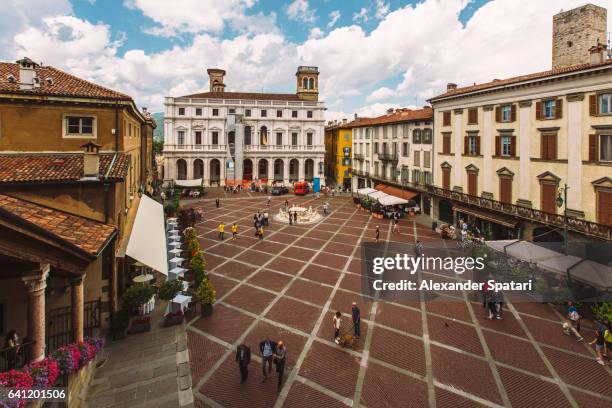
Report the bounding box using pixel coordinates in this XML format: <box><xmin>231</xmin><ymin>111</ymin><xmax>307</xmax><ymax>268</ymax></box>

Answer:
<box><xmin>286</xmin><ymin>279</ymin><xmax>332</xmax><ymax>305</ymax></box>
<box><xmin>426</xmin><ymin>298</ymin><xmax>472</xmax><ymax>322</ymax></box>
<box><xmin>483</xmin><ymin>331</ymin><xmax>551</xmax><ymax>376</ymax></box>
<box><xmin>268</xmin><ymin>232</ymin><xmax>299</xmax><ymax>244</ymax></box>
<box><xmin>253</xmin><ymin>240</ymin><xmax>287</xmax><ymax>254</ymax></box>
<box><xmin>208</xmin><ymin>274</ymin><xmax>239</xmax><ymax>298</ymax></box>
<box><xmin>192</xmin><ymin>304</ymin><xmax>255</xmax><ymax>344</ymax></box>
<box><xmin>312</xmin><ymin>252</ymin><xmax>348</xmax><ymax>270</ymax></box>
<box><xmin>435</xmin><ymin>387</ymin><xmax>489</xmax><ymax>408</ymax></box>
<box><xmin>282</xmin><ymin>246</ymin><xmax>318</xmax><ymax>261</ymax></box>
<box><xmin>316</xmin><ymin>311</ymin><xmax>369</xmax><ymax>352</ymax></box>
<box><xmin>215</xmin><ymin>260</ymin><xmax>258</xmax><ymax>280</ymax></box>
<box><xmin>474</xmin><ymin>308</ymin><xmax>526</xmax><ymax>337</ymax></box>
<box><xmin>498</xmin><ymin>366</ymin><xmax>571</xmax><ymax>408</ymax></box>
<box><xmin>301</xmin><ymin>264</ymin><xmax>341</xmax><ymax>286</ymax></box>
<box><xmin>510</xmin><ymin>299</ymin><xmax>561</xmax><ymax>320</ymax></box>
<box><xmin>243</xmin><ymin>321</ymin><xmax>307</xmax><ymax>369</ymax></box>
<box><xmin>335</xmin><ymin>233</ymin><xmax>362</xmax><ymax>245</ymax></box>
<box><xmin>187</xmin><ymin>331</ymin><xmax>227</xmax><ymax>386</ymax></box>
<box><xmin>427</xmin><ymin>314</ymin><xmax>484</xmax><ymax>356</ymax></box>
<box><xmin>431</xmin><ymin>345</ymin><xmax>502</xmax><ymax>404</ymax></box>
<box><xmin>369</xmin><ymin>325</ymin><xmax>426</xmax><ymax>376</ymax></box>
<box><xmin>266</xmin><ymin>297</ymin><xmax>321</xmax><ymax>334</ymax></box>
<box><xmin>376</xmin><ymin>302</ymin><xmax>423</xmax><ymax>336</ymax></box>
<box><xmin>317</xmin><ymin>223</ymin><xmax>341</xmax><ymax>232</ymax></box>
<box><xmin>209</xmin><ymin>242</ymin><xmax>243</xmax><ymax>258</ymax></box>
<box><xmin>247</xmin><ymin>269</ymin><xmax>294</xmax><ymax>292</ymax></box>
<box><xmin>338</xmin><ymin>272</ymin><xmax>364</xmax><ymax>294</ymax></box>
<box><xmin>283</xmin><ymin>382</ymin><xmax>348</xmax><ymax>408</ymax></box>
<box><xmin>331</xmin><ymin>289</ymin><xmax>372</xmax><ymax>320</ymax></box>
<box><xmin>346</xmin><ymin>258</ymin><xmax>363</xmax><ymax>274</ymax></box>
<box><xmin>201</xmin><ymin>253</ymin><xmax>227</xmax><ymax>270</ymax></box>
<box><xmin>223</xmin><ymin>285</ymin><xmax>276</xmax><ymax>315</ymax></box>
<box><xmin>235</xmin><ymin>249</ymin><xmax>271</xmax><ymax>266</ymax></box>
<box><xmin>522</xmin><ymin>315</ymin><xmax>590</xmax><ymax>356</ymax></box>
<box><xmin>361</xmin><ymin>360</ymin><xmax>428</xmax><ymax>407</ymax></box>
<box><xmin>322</xmin><ymin>242</ymin><xmax>355</xmax><ymax>257</ymax></box>
<box><xmin>267</xmin><ymin>256</ymin><xmax>307</xmax><ymax>275</ymax></box>
<box><xmin>299</xmin><ymin>341</ymin><xmax>361</xmax><ymax>399</ymax></box>
<box><xmin>571</xmin><ymin>389</ymin><xmax>612</xmax><ymax>408</ymax></box>
<box><xmin>305</xmin><ymin>230</ymin><xmax>335</xmax><ymax>241</ymax></box>
<box><xmin>294</xmin><ymin>237</ymin><xmax>326</xmax><ymax>249</ymax></box>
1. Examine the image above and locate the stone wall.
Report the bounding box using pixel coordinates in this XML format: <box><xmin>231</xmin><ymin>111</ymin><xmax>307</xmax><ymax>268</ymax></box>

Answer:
<box><xmin>552</xmin><ymin>4</ymin><xmax>607</xmax><ymax>69</ymax></box>
<box><xmin>67</xmin><ymin>356</ymin><xmax>97</xmax><ymax>408</ymax></box>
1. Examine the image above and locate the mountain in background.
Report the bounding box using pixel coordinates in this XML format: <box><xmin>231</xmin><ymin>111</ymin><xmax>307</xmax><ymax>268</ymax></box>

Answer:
<box><xmin>152</xmin><ymin>112</ymin><xmax>164</xmax><ymax>141</ymax></box>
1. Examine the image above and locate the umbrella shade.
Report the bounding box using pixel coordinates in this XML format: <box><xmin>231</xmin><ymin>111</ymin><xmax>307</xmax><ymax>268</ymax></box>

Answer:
<box><xmin>168</xmin><ymin>242</ymin><xmax>182</xmax><ymax>248</ymax></box>
<box><xmin>167</xmin><ymin>217</ymin><xmax>178</xmax><ymax>222</ymax></box>
<box><xmin>133</xmin><ymin>274</ymin><xmax>154</xmax><ymax>283</ymax></box>
<box><xmin>169</xmin><ymin>266</ymin><xmax>187</xmax><ymax>274</ymax></box>
<box><xmin>169</xmin><ymin>256</ymin><xmax>186</xmax><ymax>264</ymax></box>
<box><xmin>167</xmin><ymin>229</ymin><xmax>179</xmax><ymax>234</ymax></box>
<box><xmin>167</xmin><ymin>235</ymin><xmax>180</xmax><ymax>241</ymax></box>
<box><xmin>169</xmin><ymin>248</ymin><xmax>183</xmax><ymax>254</ymax></box>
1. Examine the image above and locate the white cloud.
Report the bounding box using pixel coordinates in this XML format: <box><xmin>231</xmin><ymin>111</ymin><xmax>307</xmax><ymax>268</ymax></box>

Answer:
<box><xmin>328</xmin><ymin>10</ymin><xmax>341</xmax><ymax>28</ymax></box>
<box><xmin>308</xmin><ymin>27</ymin><xmax>324</xmax><ymax>39</ymax></box>
<box><xmin>375</xmin><ymin>0</ymin><xmax>390</xmax><ymax>19</ymax></box>
<box><xmin>353</xmin><ymin>8</ymin><xmax>369</xmax><ymax>23</ymax></box>
<box><xmin>285</xmin><ymin>0</ymin><xmax>316</xmax><ymax>24</ymax></box>
<box><xmin>125</xmin><ymin>0</ymin><xmax>258</xmax><ymax>36</ymax></box>
<box><xmin>367</xmin><ymin>87</ymin><xmax>396</xmax><ymax>102</ymax></box>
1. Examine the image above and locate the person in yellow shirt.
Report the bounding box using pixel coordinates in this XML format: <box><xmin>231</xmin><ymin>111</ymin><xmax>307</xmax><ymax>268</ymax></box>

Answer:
<box><xmin>231</xmin><ymin>223</ymin><xmax>238</xmax><ymax>240</ymax></box>
<box><xmin>218</xmin><ymin>223</ymin><xmax>225</xmax><ymax>240</ymax></box>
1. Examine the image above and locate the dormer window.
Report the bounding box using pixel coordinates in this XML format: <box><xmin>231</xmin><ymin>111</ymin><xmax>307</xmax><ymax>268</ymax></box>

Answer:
<box><xmin>6</xmin><ymin>74</ymin><xmax>16</xmax><ymax>83</ymax></box>
<box><xmin>46</xmin><ymin>77</ymin><xmax>53</xmax><ymax>86</ymax></box>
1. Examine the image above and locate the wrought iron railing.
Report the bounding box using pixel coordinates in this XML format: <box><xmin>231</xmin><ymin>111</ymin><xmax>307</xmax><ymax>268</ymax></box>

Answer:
<box><xmin>378</xmin><ymin>151</ymin><xmax>399</xmax><ymax>162</ymax></box>
<box><xmin>354</xmin><ymin>153</ymin><xmax>364</xmax><ymax>161</ymax></box>
<box><xmin>46</xmin><ymin>298</ymin><xmax>101</xmax><ymax>353</ymax></box>
<box><xmin>0</xmin><ymin>341</ymin><xmax>35</xmax><ymax>372</ymax></box>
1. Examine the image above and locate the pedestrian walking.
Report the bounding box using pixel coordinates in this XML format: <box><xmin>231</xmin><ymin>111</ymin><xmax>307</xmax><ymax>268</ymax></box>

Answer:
<box><xmin>258</xmin><ymin>226</ymin><xmax>264</xmax><ymax>241</ymax></box>
<box><xmin>333</xmin><ymin>311</ymin><xmax>342</xmax><ymax>340</ymax></box>
<box><xmin>215</xmin><ymin>198</ymin><xmax>220</xmax><ymax>208</ymax></box>
<box><xmin>231</xmin><ymin>223</ymin><xmax>238</xmax><ymax>240</ymax></box>
<box><xmin>590</xmin><ymin>329</ymin><xmax>607</xmax><ymax>365</ymax></box>
<box><xmin>392</xmin><ymin>218</ymin><xmax>399</xmax><ymax>234</ymax></box>
<box><xmin>235</xmin><ymin>343</ymin><xmax>251</xmax><ymax>382</ymax></box>
<box><xmin>494</xmin><ymin>290</ymin><xmax>504</xmax><ymax>319</ymax></box>
<box><xmin>568</xmin><ymin>302</ymin><xmax>583</xmax><ymax>336</ymax></box>
<box><xmin>259</xmin><ymin>338</ymin><xmax>277</xmax><ymax>381</ymax></box>
<box><xmin>274</xmin><ymin>341</ymin><xmax>287</xmax><ymax>391</ymax></box>
<box><xmin>293</xmin><ymin>211</ymin><xmax>298</xmax><ymax>224</ymax></box>
<box><xmin>218</xmin><ymin>223</ymin><xmax>225</xmax><ymax>240</ymax></box>
<box><xmin>284</xmin><ymin>199</ymin><xmax>289</xmax><ymax>209</ymax></box>
<box><xmin>264</xmin><ymin>211</ymin><xmax>269</xmax><ymax>226</ymax></box>
<box><xmin>604</xmin><ymin>323</ymin><xmax>612</xmax><ymax>359</ymax></box>
<box><xmin>352</xmin><ymin>302</ymin><xmax>361</xmax><ymax>339</ymax></box>
<box><xmin>415</xmin><ymin>240</ymin><xmax>424</xmax><ymax>257</ymax></box>
<box><xmin>375</xmin><ymin>226</ymin><xmax>380</xmax><ymax>242</ymax></box>
<box><xmin>289</xmin><ymin>212</ymin><xmax>293</xmax><ymax>225</ymax></box>
<box><xmin>267</xmin><ymin>196</ymin><xmax>272</xmax><ymax>207</ymax></box>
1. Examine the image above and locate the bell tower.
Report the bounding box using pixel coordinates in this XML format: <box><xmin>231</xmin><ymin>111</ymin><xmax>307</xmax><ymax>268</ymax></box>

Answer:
<box><xmin>296</xmin><ymin>66</ymin><xmax>319</xmax><ymax>101</ymax></box>
<box><xmin>207</xmin><ymin>68</ymin><xmax>226</xmax><ymax>93</ymax></box>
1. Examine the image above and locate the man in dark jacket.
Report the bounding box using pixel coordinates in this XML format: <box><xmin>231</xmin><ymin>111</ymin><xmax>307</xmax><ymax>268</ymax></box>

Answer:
<box><xmin>352</xmin><ymin>302</ymin><xmax>361</xmax><ymax>339</ymax></box>
<box><xmin>259</xmin><ymin>338</ymin><xmax>277</xmax><ymax>380</ymax></box>
<box><xmin>235</xmin><ymin>343</ymin><xmax>251</xmax><ymax>383</ymax></box>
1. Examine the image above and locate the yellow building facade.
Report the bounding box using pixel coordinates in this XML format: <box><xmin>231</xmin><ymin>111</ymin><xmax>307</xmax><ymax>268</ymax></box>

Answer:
<box><xmin>324</xmin><ymin>121</ymin><xmax>353</xmax><ymax>188</ymax></box>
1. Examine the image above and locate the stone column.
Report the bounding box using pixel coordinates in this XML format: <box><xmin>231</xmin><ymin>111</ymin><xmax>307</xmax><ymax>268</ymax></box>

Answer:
<box><xmin>518</xmin><ymin>100</ymin><xmax>532</xmax><ymax>204</ymax></box>
<box><xmin>298</xmin><ymin>158</ymin><xmax>305</xmax><ymax>181</ymax></box>
<box><xmin>186</xmin><ymin>158</ymin><xmax>194</xmax><ymax>180</ymax></box>
<box><xmin>268</xmin><ymin>158</ymin><xmax>275</xmax><ymax>183</ymax></box>
<box><xmin>22</xmin><ymin>264</ymin><xmax>50</xmax><ymax>362</ymax></box>
<box><xmin>220</xmin><ymin>159</ymin><xmax>226</xmax><ymax>186</ymax></box>
<box><xmin>283</xmin><ymin>157</ymin><xmax>290</xmax><ymax>184</ymax></box>
<box><xmin>203</xmin><ymin>158</ymin><xmax>210</xmax><ymax>187</ymax></box>
<box><xmin>482</xmin><ymin>106</ymin><xmax>494</xmax><ymax>195</ymax></box>
<box><xmin>566</xmin><ymin>93</ymin><xmax>583</xmax><ymax>213</ymax></box>
<box><xmin>71</xmin><ymin>274</ymin><xmax>85</xmax><ymax>343</ymax></box>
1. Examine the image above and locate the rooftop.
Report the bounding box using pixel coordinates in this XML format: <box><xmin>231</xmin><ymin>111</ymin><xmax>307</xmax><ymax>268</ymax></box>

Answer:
<box><xmin>0</xmin><ymin>61</ymin><xmax>132</xmax><ymax>101</ymax></box>
<box><xmin>346</xmin><ymin>107</ymin><xmax>433</xmax><ymax>128</ymax></box>
<box><xmin>430</xmin><ymin>59</ymin><xmax>612</xmax><ymax>102</ymax></box>
<box><xmin>178</xmin><ymin>91</ymin><xmax>304</xmax><ymax>102</ymax></box>
<box><xmin>0</xmin><ymin>194</ymin><xmax>116</xmax><ymax>256</ymax></box>
<box><xmin>0</xmin><ymin>152</ymin><xmax>131</xmax><ymax>184</ymax></box>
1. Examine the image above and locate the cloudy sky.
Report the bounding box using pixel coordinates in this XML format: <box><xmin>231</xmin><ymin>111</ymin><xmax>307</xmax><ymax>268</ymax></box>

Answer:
<box><xmin>2</xmin><ymin>0</ymin><xmax>611</xmax><ymax>119</ymax></box>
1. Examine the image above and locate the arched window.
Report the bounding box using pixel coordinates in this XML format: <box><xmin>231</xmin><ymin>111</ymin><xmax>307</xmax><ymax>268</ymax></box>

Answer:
<box><xmin>309</xmin><ymin>77</ymin><xmax>315</xmax><ymax>89</ymax></box>
<box><xmin>302</xmin><ymin>77</ymin><xmax>308</xmax><ymax>89</ymax></box>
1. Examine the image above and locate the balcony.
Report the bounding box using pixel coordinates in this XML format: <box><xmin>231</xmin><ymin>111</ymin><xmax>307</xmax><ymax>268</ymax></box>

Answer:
<box><xmin>164</xmin><ymin>144</ymin><xmax>325</xmax><ymax>153</ymax></box>
<box><xmin>354</xmin><ymin>153</ymin><xmax>365</xmax><ymax>161</ymax></box>
<box><xmin>378</xmin><ymin>151</ymin><xmax>399</xmax><ymax>163</ymax></box>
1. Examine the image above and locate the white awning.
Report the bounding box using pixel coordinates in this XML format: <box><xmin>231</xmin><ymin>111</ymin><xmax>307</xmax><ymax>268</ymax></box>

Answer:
<box><xmin>569</xmin><ymin>260</ymin><xmax>612</xmax><ymax>290</ymax></box>
<box><xmin>378</xmin><ymin>195</ymin><xmax>408</xmax><ymax>206</ymax></box>
<box><xmin>357</xmin><ymin>187</ymin><xmax>377</xmax><ymax>196</ymax></box>
<box><xmin>367</xmin><ymin>191</ymin><xmax>388</xmax><ymax>200</ymax></box>
<box><xmin>174</xmin><ymin>178</ymin><xmax>202</xmax><ymax>187</ymax></box>
<box><xmin>126</xmin><ymin>195</ymin><xmax>168</xmax><ymax>275</ymax></box>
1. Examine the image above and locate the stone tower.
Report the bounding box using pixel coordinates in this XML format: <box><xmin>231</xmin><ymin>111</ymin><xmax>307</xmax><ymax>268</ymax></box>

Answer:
<box><xmin>296</xmin><ymin>66</ymin><xmax>319</xmax><ymax>101</ymax></box>
<box><xmin>552</xmin><ymin>4</ymin><xmax>607</xmax><ymax>69</ymax></box>
<box><xmin>207</xmin><ymin>68</ymin><xmax>226</xmax><ymax>92</ymax></box>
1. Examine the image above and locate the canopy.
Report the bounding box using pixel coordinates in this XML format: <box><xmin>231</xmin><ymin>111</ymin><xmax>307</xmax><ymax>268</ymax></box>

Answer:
<box><xmin>485</xmin><ymin>239</ymin><xmax>519</xmax><ymax>252</ymax></box>
<box><xmin>375</xmin><ymin>184</ymin><xmax>418</xmax><ymax>201</ymax></box>
<box><xmin>569</xmin><ymin>261</ymin><xmax>612</xmax><ymax>290</ymax></box>
<box><xmin>126</xmin><ymin>195</ymin><xmax>168</xmax><ymax>275</ymax></box>
<box><xmin>367</xmin><ymin>191</ymin><xmax>388</xmax><ymax>200</ymax></box>
<box><xmin>174</xmin><ymin>178</ymin><xmax>202</xmax><ymax>187</ymax></box>
<box><xmin>357</xmin><ymin>187</ymin><xmax>377</xmax><ymax>196</ymax></box>
<box><xmin>378</xmin><ymin>195</ymin><xmax>408</xmax><ymax>206</ymax></box>
<box><xmin>454</xmin><ymin>205</ymin><xmax>519</xmax><ymax>228</ymax></box>
<box><xmin>504</xmin><ymin>241</ymin><xmax>561</xmax><ymax>263</ymax></box>
<box><xmin>537</xmin><ymin>255</ymin><xmax>582</xmax><ymax>275</ymax></box>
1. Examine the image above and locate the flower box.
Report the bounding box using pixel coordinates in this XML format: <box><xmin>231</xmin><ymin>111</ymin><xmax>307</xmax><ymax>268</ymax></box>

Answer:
<box><xmin>128</xmin><ymin>316</ymin><xmax>151</xmax><ymax>334</ymax></box>
<box><xmin>163</xmin><ymin>310</ymin><xmax>184</xmax><ymax>327</ymax></box>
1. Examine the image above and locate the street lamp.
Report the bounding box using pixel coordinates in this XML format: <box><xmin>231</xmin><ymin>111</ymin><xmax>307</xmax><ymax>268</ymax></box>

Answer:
<box><xmin>556</xmin><ymin>183</ymin><xmax>569</xmax><ymax>254</ymax></box>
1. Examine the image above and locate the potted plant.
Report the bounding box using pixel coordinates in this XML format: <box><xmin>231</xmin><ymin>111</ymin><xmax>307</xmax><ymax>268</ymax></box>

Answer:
<box><xmin>158</xmin><ymin>279</ymin><xmax>183</xmax><ymax>301</ymax></box>
<box><xmin>195</xmin><ymin>277</ymin><xmax>216</xmax><ymax>317</ymax></box>
<box><xmin>128</xmin><ymin>315</ymin><xmax>151</xmax><ymax>334</ymax></box>
<box><xmin>122</xmin><ymin>284</ymin><xmax>155</xmax><ymax>315</ymax></box>
<box><xmin>111</xmin><ymin>309</ymin><xmax>130</xmax><ymax>340</ymax></box>
<box><xmin>163</xmin><ymin>309</ymin><xmax>184</xmax><ymax>326</ymax></box>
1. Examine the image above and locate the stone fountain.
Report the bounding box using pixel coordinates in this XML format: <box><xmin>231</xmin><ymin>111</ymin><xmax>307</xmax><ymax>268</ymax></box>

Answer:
<box><xmin>274</xmin><ymin>205</ymin><xmax>322</xmax><ymax>224</ymax></box>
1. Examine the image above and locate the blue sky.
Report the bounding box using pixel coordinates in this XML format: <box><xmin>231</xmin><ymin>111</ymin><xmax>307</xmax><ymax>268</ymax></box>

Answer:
<box><xmin>2</xmin><ymin>0</ymin><xmax>609</xmax><ymax>118</ymax></box>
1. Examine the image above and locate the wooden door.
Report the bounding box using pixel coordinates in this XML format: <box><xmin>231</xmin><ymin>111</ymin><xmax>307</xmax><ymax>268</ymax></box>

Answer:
<box><xmin>467</xmin><ymin>172</ymin><xmax>477</xmax><ymax>196</ymax></box>
<box><xmin>442</xmin><ymin>168</ymin><xmax>450</xmax><ymax>190</ymax></box>
<box><xmin>541</xmin><ymin>183</ymin><xmax>557</xmax><ymax>214</ymax></box>
<box><xmin>499</xmin><ymin>177</ymin><xmax>512</xmax><ymax>204</ymax></box>
<box><xmin>597</xmin><ymin>190</ymin><xmax>612</xmax><ymax>226</ymax></box>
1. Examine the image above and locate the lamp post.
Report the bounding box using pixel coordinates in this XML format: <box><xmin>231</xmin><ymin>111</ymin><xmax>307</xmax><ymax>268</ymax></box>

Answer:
<box><xmin>556</xmin><ymin>183</ymin><xmax>569</xmax><ymax>254</ymax></box>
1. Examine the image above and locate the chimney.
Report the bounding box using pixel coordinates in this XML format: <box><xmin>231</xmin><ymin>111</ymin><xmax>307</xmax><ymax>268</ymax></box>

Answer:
<box><xmin>589</xmin><ymin>43</ymin><xmax>607</xmax><ymax>65</ymax></box>
<box><xmin>16</xmin><ymin>57</ymin><xmax>39</xmax><ymax>90</ymax></box>
<box><xmin>207</xmin><ymin>68</ymin><xmax>226</xmax><ymax>92</ymax></box>
<box><xmin>446</xmin><ymin>83</ymin><xmax>457</xmax><ymax>92</ymax></box>
<box><xmin>387</xmin><ymin>108</ymin><xmax>394</xmax><ymax>114</ymax></box>
<box><xmin>81</xmin><ymin>141</ymin><xmax>101</xmax><ymax>179</ymax></box>
<box><xmin>354</xmin><ymin>113</ymin><xmax>358</xmax><ymax>119</ymax></box>
<box><xmin>342</xmin><ymin>118</ymin><xmax>347</xmax><ymax>124</ymax></box>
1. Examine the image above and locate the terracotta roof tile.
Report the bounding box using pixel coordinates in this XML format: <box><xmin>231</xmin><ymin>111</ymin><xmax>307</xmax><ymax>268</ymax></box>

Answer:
<box><xmin>347</xmin><ymin>107</ymin><xmax>433</xmax><ymax>128</ymax></box>
<box><xmin>0</xmin><ymin>194</ymin><xmax>115</xmax><ymax>256</ymax></box>
<box><xmin>179</xmin><ymin>91</ymin><xmax>303</xmax><ymax>101</ymax></box>
<box><xmin>0</xmin><ymin>62</ymin><xmax>131</xmax><ymax>100</ymax></box>
<box><xmin>0</xmin><ymin>153</ymin><xmax>130</xmax><ymax>183</ymax></box>
<box><xmin>430</xmin><ymin>59</ymin><xmax>612</xmax><ymax>101</ymax></box>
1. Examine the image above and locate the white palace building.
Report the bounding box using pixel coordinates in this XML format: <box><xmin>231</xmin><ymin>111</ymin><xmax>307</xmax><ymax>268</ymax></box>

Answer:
<box><xmin>162</xmin><ymin>66</ymin><xmax>326</xmax><ymax>188</ymax></box>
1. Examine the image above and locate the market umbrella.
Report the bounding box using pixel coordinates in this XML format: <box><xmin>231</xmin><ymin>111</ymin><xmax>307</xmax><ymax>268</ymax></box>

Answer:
<box><xmin>133</xmin><ymin>274</ymin><xmax>154</xmax><ymax>283</ymax></box>
<box><xmin>169</xmin><ymin>248</ymin><xmax>183</xmax><ymax>254</ymax></box>
<box><xmin>168</xmin><ymin>241</ymin><xmax>182</xmax><ymax>248</ymax></box>
<box><xmin>169</xmin><ymin>256</ymin><xmax>186</xmax><ymax>264</ymax></box>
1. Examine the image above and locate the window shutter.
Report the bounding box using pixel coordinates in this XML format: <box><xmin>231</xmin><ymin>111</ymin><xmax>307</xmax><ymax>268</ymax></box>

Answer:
<box><xmin>475</xmin><ymin>137</ymin><xmax>481</xmax><ymax>155</ymax></box>
<box><xmin>495</xmin><ymin>106</ymin><xmax>501</xmax><ymax>122</ymax></box>
<box><xmin>555</xmin><ymin>99</ymin><xmax>563</xmax><ymax>119</ymax></box>
<box><xmin>510</xmin><ymin>136</ymin><xmax>517</xmax><ymax>157</ymax></box>
<box><xmin>540</xmin><ymin>134</ymin><xmax>546</xmax><ymax>159</ymax></box>
<box><xmin>464</xmin><ymin>136</ymin><xmax>469</xmax><ymax>154</ymax></box>
<box><xmin>549</xmin><ymin>135</ymin><xmax>557</xmax><ymax>160</ymax></box>
<box><xmin>589</xmin><ymin>134</ymin><xmax>599</xmax><ymax>161</ymax></box>
<box><xmin>536</xmin><ymin>101</ymin><xmax>543</xmax><ymax>120</ymax></box>
<box><xmin>510</xmin><ymin>104</ymin><xmax>517</xmax><ymax>122</ymax></box>
<box><xmin>589</xmin><ymin>94</ymin><xmax>598</xmax><ymax>116</ymax></box>
<box><xmin>495</xmin><ymin>136</ymin><xmax>501</xmax><ymax>156</ymax></box>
